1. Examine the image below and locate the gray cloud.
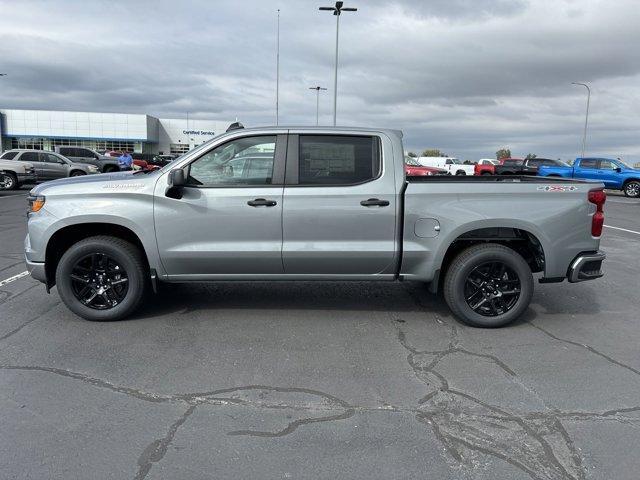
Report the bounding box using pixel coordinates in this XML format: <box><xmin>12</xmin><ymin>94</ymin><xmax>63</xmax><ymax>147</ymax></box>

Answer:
<box><xmin>0</xmin><ymin>0</ymin><xmax>639</xmax><ymax>160</ymax></box>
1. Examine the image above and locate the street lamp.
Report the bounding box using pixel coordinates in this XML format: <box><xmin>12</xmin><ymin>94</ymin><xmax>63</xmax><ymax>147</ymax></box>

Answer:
<box><xmin>309</xmin><ymin>86</ymin><xmax>327</xmax><ymax>125</ymax></box>
<box><xmin>276</xmin><ymin>9</ymin><xmax>280</xmax><ymax>126</ymax></box>
<box><xmin>319</xmin><ymin>1</ymin><xmax>357</xmax><ymax>126</ymax></box>
<box><xmin>572</xmin><ymin>82</ymin><xmax>591</xmax><ymax>159</ymax></box>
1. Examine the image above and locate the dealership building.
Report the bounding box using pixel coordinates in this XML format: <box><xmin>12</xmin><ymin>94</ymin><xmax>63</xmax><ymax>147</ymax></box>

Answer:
<box><xmin>0</xmin><ymin>108</ymin><xmax>236</xmax><ymax>155</ymax></box>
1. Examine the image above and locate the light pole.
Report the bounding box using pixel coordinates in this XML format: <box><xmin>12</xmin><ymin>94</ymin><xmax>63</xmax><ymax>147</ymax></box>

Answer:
<box><xmin>572</xmin><ymin>82</ymin><xmax>591</xmax><ymax>159</ymax></box>
<box><xmin>276</xmin><ymin>9</ymin><xmax>280</xmax><ymax>126</ymax></box>
<box><xmin>309</xmin><ymin>86</ymin><xmax>327</xmax><ymax>125</ymax></box>
<box><xmin>319</xmin><ymin>1</ymin><xmax>357</xmax><ymax>126</ymax></box>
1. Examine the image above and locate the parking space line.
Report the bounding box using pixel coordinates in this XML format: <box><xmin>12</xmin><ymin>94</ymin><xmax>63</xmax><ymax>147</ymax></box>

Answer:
<box><xmin>0</xmin><ymin>271</ymin><xmax>29</xmax><ymax>287</ymax></box>
<box><xmin>605</xmin><ymin>225</ymin><xmax>640</xmax><ymax>236</ymax></box>
<box><xmin>0</xmin><ymin>194</ymin><xmax>26</xmax><ymax>200</ymax></box>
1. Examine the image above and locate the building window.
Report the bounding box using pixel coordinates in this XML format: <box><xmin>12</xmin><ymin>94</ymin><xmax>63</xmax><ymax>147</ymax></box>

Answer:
<box><xmin>49</xmin><ymin>138</ymin><xmax>137</xmax><ymax>152</ymax></box>
<box><xmin>10</xmin><ymin>137</ymin><xmax>44</xmax><ymax>150</ymax></box>
<box><xmin>170</xmin><ymin>143</ymin><xmax>190</xmax><ymax>155</ymax></box>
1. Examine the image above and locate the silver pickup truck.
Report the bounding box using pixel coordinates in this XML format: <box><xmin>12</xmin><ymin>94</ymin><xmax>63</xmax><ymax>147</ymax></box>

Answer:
<box><xmin>24</xmin><ymin>127</ymin><xmax>606</xmax><ymax>327</ymax></box>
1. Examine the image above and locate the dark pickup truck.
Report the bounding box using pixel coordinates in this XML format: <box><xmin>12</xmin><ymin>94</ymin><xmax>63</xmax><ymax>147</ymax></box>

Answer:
<box><xmin>495</xmin><ymin>158</ymin><xmax>569</xmax><ymax>176</ymax></box>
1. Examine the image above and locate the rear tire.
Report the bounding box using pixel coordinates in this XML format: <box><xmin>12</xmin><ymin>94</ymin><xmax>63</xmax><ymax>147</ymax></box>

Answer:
<box><xmin>55</xmin><ymin>236</ymin><xmax>147</xmax><ymax>321</ymax></box>
<box><xmin>443</xmin><ymin>243</ymin><xmax>533</xmax><ymax>328</ymax></box>
<box><xmin>0</xmin><ymin>172</ymin><xmax>18</xmax><ymax>190</ymax></box>
<box><xmin>623</xmin><ymin>180</ymin><xmax>640</xmax><ymax>198</ymax></box>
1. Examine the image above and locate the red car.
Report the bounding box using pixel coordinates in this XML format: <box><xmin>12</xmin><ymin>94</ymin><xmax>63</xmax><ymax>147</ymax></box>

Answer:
<box><xmin>405</xmin><ymin>157</ymin><xmax>449</xmax><ymax>176</ymax></box>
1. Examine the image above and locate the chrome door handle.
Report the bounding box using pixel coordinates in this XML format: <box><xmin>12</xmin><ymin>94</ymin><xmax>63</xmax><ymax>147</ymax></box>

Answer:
<box><xmin>360</xmin><ymin>198</ymin><xmax>390</xmax><ymax>207</ymax></box>
<box><xmin>247</xmin><ymin>198</ymin><xmax>277</xmax><ymax>207</ymax></box>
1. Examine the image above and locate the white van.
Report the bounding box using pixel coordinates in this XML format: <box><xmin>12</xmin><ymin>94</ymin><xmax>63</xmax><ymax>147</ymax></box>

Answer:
<box><xmin>416</xmin><ymin>157</ymin><xmax>475</xmax><ymax>176</ymax></box>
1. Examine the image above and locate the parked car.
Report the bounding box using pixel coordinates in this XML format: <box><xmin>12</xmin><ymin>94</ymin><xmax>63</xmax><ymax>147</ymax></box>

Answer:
<box><xmin>539</xmin><ymin>157</ymin><xmax>640</xmax><ymax>197</ymax></box>
<box><xmin>25</xmin><ymin>126</ymin><xmax>606</xmax><ymax>328</ymax></box>
<box><xmin>0</xmin><ymin>149</ymin><xmax>99</xmax><ymax>181</ymax></box>
<box><xmin>53</xmin><ymin>146</ymin><xmax>120</xmax><ymax>173</ymax></box>
<box><xmin>0</xmin><ymin>155</ymin><xmax>36</xmax><ymax>190</ymax></box>
<box><xmin>151</xmin><ymin>154</ymin><xmax>178</xmax><ymax>167</ymax></box>
<box><xmin>494</xmin><ymin>158</ymin><xmax>569</xmax><ymax>176</ymax></box>
<box><xmin>405</xmin><ymin>157</ymin><xmax>449</xmax><ymax>176</ymax></box>
<box><xmin>474</xmin><ymin>158</ymin><xmax>500</xmax><ymax>176</ymax></box>
<box><xmin>416</xmin><ymin>156</ymin><xmax>475</xmax><ymax>176</ymax></box>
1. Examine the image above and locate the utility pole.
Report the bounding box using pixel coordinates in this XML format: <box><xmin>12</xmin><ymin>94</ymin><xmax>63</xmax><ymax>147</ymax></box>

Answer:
<box><xmin>276</xmin><ymin>9</ymin><xmax>280</xmax><ymax>125</ymax></box>
<box><xmin>571</xmin><ymin>82</ymin><xmax>591</xmax><ymax>159</ymax></box>
<box><xmin>309</xmin><ymin>86</ymin><xmax>327</xmax><ymax>125</ymax></box>
<box><xmin>319</xmin><ymin>2</ymin><xmax>357</xmax><ymax>126</ymax></box>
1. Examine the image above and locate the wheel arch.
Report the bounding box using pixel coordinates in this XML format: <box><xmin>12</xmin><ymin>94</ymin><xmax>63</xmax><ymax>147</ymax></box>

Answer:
<box><xmin>430</xmin><ymin>225</ymin><xmax>546</xmax><ymax>294</ymax></box>
<box><xmin>44</xmin><ymin>222</ymin><xmax>151</xmax><ymax>290</ymax></box>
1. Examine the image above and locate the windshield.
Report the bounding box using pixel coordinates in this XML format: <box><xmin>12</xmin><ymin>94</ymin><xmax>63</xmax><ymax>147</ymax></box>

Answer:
<box><xmin>616</xmin><ymin>158</ymin><xmax>635</xmax><ymax>169</ymax></box>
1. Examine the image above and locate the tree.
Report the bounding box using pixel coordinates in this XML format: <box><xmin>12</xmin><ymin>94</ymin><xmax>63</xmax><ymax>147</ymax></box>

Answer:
<box><xmin>422</xmin><ymin>149</ymin><xmax>443</xmax><ymax>157</ymax></box>
<box><xmin>525</xmin><ymin>153</ymin><xmax>537</xmax><ymax>160</ymax></box>
<box><xmin>496</xmin><ymin>148</ymin><xmax>511</xmax><ymax>160</ymax></box>
<box><xmin>407</xmin><ymin>151</ymin><xmax>417</xmax><ymax>158</ymax></box>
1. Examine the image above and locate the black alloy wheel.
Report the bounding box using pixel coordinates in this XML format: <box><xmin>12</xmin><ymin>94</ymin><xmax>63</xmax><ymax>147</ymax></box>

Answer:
<box><xmin>70</xmin><ymin>253</ymin><xmax>129</xmax><ymax>310</ymax></box>
<box><xmin>463</xmin><ymin>261</ymin><xmax>521</xmax><ymax>317</ymax></box>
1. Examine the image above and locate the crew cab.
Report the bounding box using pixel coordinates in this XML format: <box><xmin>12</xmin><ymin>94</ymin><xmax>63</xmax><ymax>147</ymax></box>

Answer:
<box><xmin>415</xmin><ymin>157</ymin><xmax>475</xmax><ymax>176</ymax></box>
<box><xmin>1</xmin><ymin>150</ymin><xmax>99</xmax><ymax>180</ymax></box>
<box><xmin>25</xmin><ymin>127</ymin><xmax>606</xmax><ymax>328</ymax></box>
<box><xmin>474</xmin><ymin>159</ymin><xmax>500</xmax><ymax>176</ymax></box>
<box><xmin>538</xmin><ymin>157</ymin><xmax>640</xmax><ymax>198</ymax></box>
<box><xmin>53</xmin><ymin>146</ymin><xmax>121</xmax><ymax>173</ymax></box>
<box><xmin>0</xmin><ymin>156</ymin><xmax>36</xmax><ymax>190</ymax></box>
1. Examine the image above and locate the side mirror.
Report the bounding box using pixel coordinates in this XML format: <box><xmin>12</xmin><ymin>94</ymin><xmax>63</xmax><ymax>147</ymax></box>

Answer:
<box><xmin>169</xmin><ymin>168</ymin><xmax>186</xmax><ymax>187</ymax></box>
<box><xmin>166</xmin><ymin>168</ymin><xmax>186</xmax><ymax>199</ymax></box>
<box><xmin>615</xmin><ymin>167</ymin><xmax>622</xmax><ymax>173</ymax></box>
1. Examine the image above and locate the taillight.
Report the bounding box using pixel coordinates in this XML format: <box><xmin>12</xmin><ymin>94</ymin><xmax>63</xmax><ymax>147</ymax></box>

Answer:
<box><xmin>588</xmin><ymin>189</ymin><xmax>606</xmax><ymax>237</ymax></box>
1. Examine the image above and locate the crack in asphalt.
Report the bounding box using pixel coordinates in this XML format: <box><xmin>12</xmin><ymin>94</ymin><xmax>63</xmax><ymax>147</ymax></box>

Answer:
<box><xmin>0</xmin><ymin>301</ymin><xmax>61</xmax><ymax>344</ymax></box>
<box><xmin>134</xmin><ymin>405</ymin><xmax>197</xmax><ymax>480</ymax></box>
<box><xmin>529</xmin><ymin>321</ymin><xmax>640</xmax><ymax>377</ymax></box>
<box><xmin>393</xmin><ymin>319</ymin><xmax>587</xmax><ymax>480</ymax></box>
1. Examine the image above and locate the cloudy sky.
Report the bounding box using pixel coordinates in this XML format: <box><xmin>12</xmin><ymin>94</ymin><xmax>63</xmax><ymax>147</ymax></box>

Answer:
<box><xmin>1</xmin><ymin>0</ymin><xmax>639</xmax><ymax>160</ymax></box>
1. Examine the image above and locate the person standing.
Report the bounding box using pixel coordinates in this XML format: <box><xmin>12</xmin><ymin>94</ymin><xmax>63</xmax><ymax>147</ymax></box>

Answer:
<box><xmin>118</xmin><ymin>151</ymin><xmax>133</xmax><ymax>171</ymax></box>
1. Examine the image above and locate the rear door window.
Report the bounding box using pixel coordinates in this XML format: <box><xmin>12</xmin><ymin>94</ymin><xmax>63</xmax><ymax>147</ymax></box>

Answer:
<box><xmin>579</xmin><ymin>159</ymin><xmax>598</xmax><ymax>169</ymax></box>
<box><xmin>20</xmin><ymin>152</ymin><xmax>41</xmax><ymax>162</ymax></box>
<box><xmin>297</xmin><ymin>135</ymin><xmax>380</xmax><ymax>185</ymax></box>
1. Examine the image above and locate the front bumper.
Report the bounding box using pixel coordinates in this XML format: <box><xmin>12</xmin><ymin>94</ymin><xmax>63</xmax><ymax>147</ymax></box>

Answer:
<box><xmin>567</xmin><ymin>251</ymin><xmax>606</xmax><ymax>283</ymax></box>
<box><xmin>25</xmin><ymin>256</ymin><xmax>46</xmax><ymax>283</ymax></box>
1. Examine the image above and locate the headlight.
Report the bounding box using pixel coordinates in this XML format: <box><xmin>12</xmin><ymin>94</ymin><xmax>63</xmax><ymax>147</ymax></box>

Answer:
<box><xmin>88</xmin><ymin>165</ymin><xmax>99</xmax><ymax>172</ymax></box>
<box><xmin>28</xmin><ymin>195</ymin><xmax>46</xmax><ymax>213</ymax></box>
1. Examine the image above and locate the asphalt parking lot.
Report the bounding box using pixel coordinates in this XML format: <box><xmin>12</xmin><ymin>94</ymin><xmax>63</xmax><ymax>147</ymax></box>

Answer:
<box><xmin>1</xmin><ymin>188</ymin><xmax>639</xmax><ymax>480</ymax></box>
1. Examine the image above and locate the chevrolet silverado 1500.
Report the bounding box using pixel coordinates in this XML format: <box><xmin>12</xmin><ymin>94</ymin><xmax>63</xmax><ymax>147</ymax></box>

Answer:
<box><xmin>25</xmin><ymin>127</ymin><xmax>606</xmax><ymax>327</ymax></box>
<box><xmin>539</xmin><ymin>157</ymin><xmax>640</xmax><ymax>198</ymax></box>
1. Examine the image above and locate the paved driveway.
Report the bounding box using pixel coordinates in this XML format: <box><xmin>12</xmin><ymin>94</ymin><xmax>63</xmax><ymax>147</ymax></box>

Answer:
<box><xmin>0</xmin><ymin>191</ymin><xmax>639</xmax><ymax>479</ymax></box>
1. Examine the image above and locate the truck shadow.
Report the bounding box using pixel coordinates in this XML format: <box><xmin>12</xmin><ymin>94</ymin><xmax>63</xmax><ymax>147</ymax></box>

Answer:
<box><xmin>133</xmin><ymin>281</ymin><xmax>454</xmax><ymax>320</ymax></box>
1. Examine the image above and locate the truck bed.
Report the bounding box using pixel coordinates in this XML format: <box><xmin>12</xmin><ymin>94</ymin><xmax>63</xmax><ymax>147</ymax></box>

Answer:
<box><xmin>400</xmin><ymin>175</ymin><xmax>603</xmax><ymax>282</ymax></box>
<box><xmin>406</xmin><ymin>175</ymin><xmax>593</xmax><ymax>184</ymax></box>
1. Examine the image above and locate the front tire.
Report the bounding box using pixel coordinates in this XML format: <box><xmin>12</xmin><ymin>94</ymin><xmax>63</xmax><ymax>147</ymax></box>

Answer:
<box><xmin>55</xmin><ymin>236</ymin><xmax>147</xmax><ymax>321</ymax></box>
<box><xmin>623</xmin><ymin>180</ymin><xmax>640</xmax><ymax>198</ymax></box>
<box><xmin>70</xmin><ymin>170</ymin><xmax>86</xmax><ymax>177</ymax></box>
<box><xmin>443</xmin><ymin>243</ymin><xmax>533</xmax><ymax>327</ymax></box>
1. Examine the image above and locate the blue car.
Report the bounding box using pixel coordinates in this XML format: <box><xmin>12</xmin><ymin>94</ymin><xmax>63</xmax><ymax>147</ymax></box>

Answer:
<box><xmin>538</xmin><ymin>157</ymin><xmax>640</xmax><ymax>197</ymax></box>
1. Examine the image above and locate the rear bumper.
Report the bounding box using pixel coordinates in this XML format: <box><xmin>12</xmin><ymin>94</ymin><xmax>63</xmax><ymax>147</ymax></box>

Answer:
<box><xmin>567</xmin><ymin>251</ymin><xmax>606</xmax><ymax>283</ymax></box>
